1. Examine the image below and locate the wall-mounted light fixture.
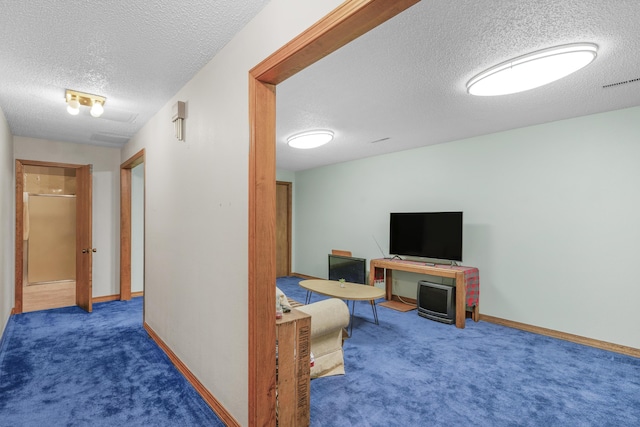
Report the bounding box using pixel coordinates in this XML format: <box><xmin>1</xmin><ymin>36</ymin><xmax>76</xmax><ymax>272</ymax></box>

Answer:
<box><xmin>466</xmin><ymin>43</ymin><xmax>598</xmax><ymax>96</ymax></box>
<box><xmin>287</xmin><ymin>130</ymin><xmax>334</xmax><ymax>149</ymax></box>
<box><xmin>172</xmin><ymin>101</ymin><xmax>186</xmax><ymax>141</ymax></box>
<box><xmin>65</xmin><ymin>89</ymin><xmax>106</xmax><ymax>117</ymax></box>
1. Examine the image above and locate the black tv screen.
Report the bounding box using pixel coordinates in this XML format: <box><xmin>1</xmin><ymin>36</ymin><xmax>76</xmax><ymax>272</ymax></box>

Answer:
<box><xmin>389</xmin><ymin>212</ymin><xmax>463</xmax><ymax>261</ymax></box>
<box><xmin>328</xmin><ymin>254</ymin><xmax>367</xmax><ymax>284</ymax></box>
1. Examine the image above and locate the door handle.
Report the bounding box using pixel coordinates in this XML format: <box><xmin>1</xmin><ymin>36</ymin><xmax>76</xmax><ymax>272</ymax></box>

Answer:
<box><xmin>81</xmin><ymin>248</ymin><xmax>97</xmax><ymax>254</ymax></box>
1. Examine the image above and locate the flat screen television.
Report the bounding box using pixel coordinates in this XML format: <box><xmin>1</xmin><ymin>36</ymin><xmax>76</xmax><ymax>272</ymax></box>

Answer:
<box><xmin>417</xmin><ymin>280</ymin><xmax>456</xmax><ymax>324</ymax></box>
<box><xmin>389</xmin><ymin>212</ymin><xmax>463</xmax><ymax>262</ymax></box>
<box><xmin>328</xmin><ymin>254</ymin><xmax>367</xmax><ymax>285</ymax></box>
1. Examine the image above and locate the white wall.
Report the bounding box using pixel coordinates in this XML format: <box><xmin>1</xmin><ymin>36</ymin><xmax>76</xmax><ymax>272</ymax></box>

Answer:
<box><xmin>292</xmin><ymin>106</ymin><xmax>640</xmax><ymax>350</ymax></box>
<box><xmin>120</xmin><ymin>1</ymin><xmax>343</xmax><ymax>424</ymax></box>
<box><xmin>131</xmin><ymin>163</ymin><xmax>144</xmax><ymax>293</ymax></box>
<box><xmin>14</xmin><ymin>137</ymin><xmax>121</xmax><ymax>298</ymax></box>
<box><xmin>0</xmin><ymin>107</ymin><xmax>13</xmax><ymax>339</ymax></box>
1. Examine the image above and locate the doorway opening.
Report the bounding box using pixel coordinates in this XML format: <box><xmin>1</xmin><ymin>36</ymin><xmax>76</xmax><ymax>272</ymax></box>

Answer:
<box><xmin>247</xmin><ymin>1</ymin><xmax>419</xmax><ymax>424</ymax></box>
<box><xmin>276</xmin><ymin>181</ymin><xmax>292</xmax><ymax>277</ymax></box>
<box><xmin>15</xmin><ymin>159</ymin><xmax>93</xmax><ymax>313</ymax></box>
<box><xmin>119</xmin><ymin>149</ymin><xmax>145</xmax><ymax>301</ymax></box>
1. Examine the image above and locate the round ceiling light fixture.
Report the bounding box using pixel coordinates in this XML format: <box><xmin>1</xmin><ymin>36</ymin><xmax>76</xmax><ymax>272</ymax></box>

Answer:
<box><xmin>287</xmin><ymin>130</ymin><xmax>334</xmax><ymax>149</ymax></box>
<box><xmin>466</xmin><ymin>43</ymin><xmax>598</xmax><ymax>96</ymax></box>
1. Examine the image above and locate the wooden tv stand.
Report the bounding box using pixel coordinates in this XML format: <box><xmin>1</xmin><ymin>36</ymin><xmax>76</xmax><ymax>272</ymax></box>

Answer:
<box><xmin>369</xmin><ymin>258</ymin><xmax>479</xmax><ymax>329</ymax></box>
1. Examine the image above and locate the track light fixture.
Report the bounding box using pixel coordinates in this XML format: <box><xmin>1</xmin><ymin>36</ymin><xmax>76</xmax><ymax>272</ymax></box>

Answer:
<box><xmin>65</xmin><ymin>89</ymin><xmax>106</xmax><ymax>117</ymax></box>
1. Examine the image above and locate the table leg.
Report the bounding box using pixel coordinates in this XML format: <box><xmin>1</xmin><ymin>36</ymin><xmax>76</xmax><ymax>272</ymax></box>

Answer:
<box><xmin>349</xmin><ymin>300</ymin><xmax>356</xmax><ymax>337</ymax></box>
<box><xmin>385</xmin><ymin>269</ymin><xmax>393</xmax><ymax>300</ymax></box>
<box><xmin>472</xmin><ymin>304</ymin><xmax>480</xmax><ymax>322</ymax></box>
<box><xmin>455</xmin><ymin>271</ymin><xmax>465</xmax><ymax>329</ymax></box>
<box><xmin>371</xmin><ymin>300</ymin><xmax>379</xmax><ymax>325</ymax></box>
<box><xmin>305</xmin><ymin>290</ymin><xmax>312</xmax><ymax>305</ymax></box>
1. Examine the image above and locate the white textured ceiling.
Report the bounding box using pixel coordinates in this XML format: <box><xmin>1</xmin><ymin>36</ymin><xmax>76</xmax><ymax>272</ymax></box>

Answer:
<box><xmin>276</xmin><ymin>0</ymin><xmax>640</xmax><ymax>171</ymax></box>
<box><xmin>0</xmin><ymin>0</ymin><xmax>270</xmax><ymax>146</ymax></box>
<box><xmin>1</xmin><ymin>1</ymin><xmax>639</xmax><ymax>171</ymax></box>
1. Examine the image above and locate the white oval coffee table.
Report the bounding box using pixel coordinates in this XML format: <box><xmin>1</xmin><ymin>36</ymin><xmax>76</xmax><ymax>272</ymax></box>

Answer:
<box><xmin>299</xmin><ymin>279</ymin><xmax>385</xmax><ymax>336</ymax></box>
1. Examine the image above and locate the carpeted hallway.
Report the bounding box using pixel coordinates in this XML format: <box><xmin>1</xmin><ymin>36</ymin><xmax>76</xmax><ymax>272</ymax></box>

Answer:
<box><xmin>0</xmin><ymin>297</ymin><xmax>224</xmax><ymax>427</ymax></box>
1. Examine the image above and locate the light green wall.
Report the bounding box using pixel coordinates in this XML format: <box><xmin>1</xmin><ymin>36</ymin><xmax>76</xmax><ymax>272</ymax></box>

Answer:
<box><xmin>276</xmin><ymin>169</ymin><xmax>295</xmax><ymax>182</ymax></box>
<box><xmin>292</xmin><ymin>106</ymin><xmax>640</xmax><ymax>349</ymax></box>
<box><xmin>0</xmin><ymin>106</ymin><xmax>13</xmax><ymax>337</ymax></box>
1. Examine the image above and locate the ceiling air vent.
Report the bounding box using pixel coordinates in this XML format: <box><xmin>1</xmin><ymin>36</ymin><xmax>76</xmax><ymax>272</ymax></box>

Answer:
<box><xmin>602</xmin><ymin>78</ymin><xmax>640</xmax><ymax>89</ymax></box>
<box><xmin>369</xmin><ymin>137</ymin><xmax>390</xmax><ymax>144</ymax></box>
<box><xmin>91</xmin><ymin>133</ymin><xmax>132</xmax><ymax>146</ymax></box>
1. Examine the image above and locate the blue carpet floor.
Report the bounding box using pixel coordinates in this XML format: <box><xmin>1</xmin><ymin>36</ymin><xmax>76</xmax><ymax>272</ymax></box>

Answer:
<box><xmin>277</xmin><ymin>276</ymin><xmax>640</xmax><ymax>426</ymax></box>
<box><xmin>0</xmin><ymin>298</ymin><xmax>224</xmax><ymax>427</ymax></box>
<box><xmin>3</xmin><ymin>284</ymin><xmax>639</xmax><ymax>426</ymax></box>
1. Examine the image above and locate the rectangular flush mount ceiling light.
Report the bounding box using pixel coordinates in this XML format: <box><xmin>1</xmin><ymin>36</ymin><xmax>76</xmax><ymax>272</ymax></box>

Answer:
<box><xmin>65</xmin><ymin>89</ymin><xmax>106</xmax><ymax>117</ymax></box>
<box><xmin>466</xmin><ymin>43</ymin><xmax>598</xmax><ymax>96</ymax></box>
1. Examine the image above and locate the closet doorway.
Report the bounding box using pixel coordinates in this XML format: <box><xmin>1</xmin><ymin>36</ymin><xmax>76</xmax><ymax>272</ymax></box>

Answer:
<box><xmin>15</xmin><ymin>159</ymin><xmax>93</xmax><ymax>313</ymax></box>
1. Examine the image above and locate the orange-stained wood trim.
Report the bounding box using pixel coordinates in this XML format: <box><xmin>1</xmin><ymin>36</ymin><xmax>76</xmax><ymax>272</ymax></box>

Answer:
<box><xmin>120</xmin><ymin>167</ymin><xmax>132</xmax><ymax>300</ymax></box>
<box><xmin>248</xmin><ymin>1</ymin><xmax>420</xmax><ymax>425</ymax></box>
<box><xmin>16</xmin><ymin>159</ymin><xmax>90</xmax><ymax>169</ymax></box>
<box><xmin>481</xmin><ymin>315</ymin><xmax>640</xmax><ymax>359</ymax></box>
<box><xmin>91</xmin><ymin>295</ymin><xmax>120</xmax><ymax>304</ymax></box>
<box><xmin>119</xmin><ymin>149</ymin><xmax>145</xmax><ymax>302</ymax></box>
<box><xmin>250</xmin><ymin>0</ymin><xmax>420</xmax><ymax>85</ymax></box>
<box><xmin>75</xmin><ymin>164</ymin><xmax>93</xmax><ymax>312</ymax></box>
<box><xmin>14</xmin><ymin>160</ymin><xmax>24</xmax><ymax>314</ymax></box>
<box><xmin>291</xmin><ymin>272</ymin><xmax>322</xmax><ymax>280</ymax></box>
<box><xmin>92</xmin><ymin>292</ymin><xmax>144</xmax><ymax>304</ymax></box>
<box><xmin>93</xmin><ymin>294</ymin><xmax>120</xmax><ymax>304</ymax></box>
<box><xmin>122</xmin><ymin>149</ymin><xmax>145</xmax><ymax>169</ymax></box>
<box><xmin>248</xmin><ymin>76</ymin><xmax>278</xmax><ymax>426</ymax></box>
<box><xmin>144</xmin><ymin>322</ymin><xmax>241</xmax><ymax>427</ymax></box>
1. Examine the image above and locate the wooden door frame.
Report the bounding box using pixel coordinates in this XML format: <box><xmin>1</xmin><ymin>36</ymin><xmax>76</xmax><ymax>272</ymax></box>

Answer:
<box><xmin>247</xmin><ymin>1</ymin><xmax>419</xmax><ymax>424</ymax></box>
<box><xmin>276</xmin><ymin>181</ymin><xmax>292</xmax><ymax>276</ymax></box>
<box><xmin>75</xmin><ymin>164</ymin><xmax>93</xmax><ymax>312</ymax></box>
<box><xmin>14</xmin><ymin>159</ymin><xmax>92</xmax><ymax>314</ymax></box>
<box><xmin>119</xmin><ymin>149</ymin><xmax>145</xmax><ymax>301</ymax></box>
